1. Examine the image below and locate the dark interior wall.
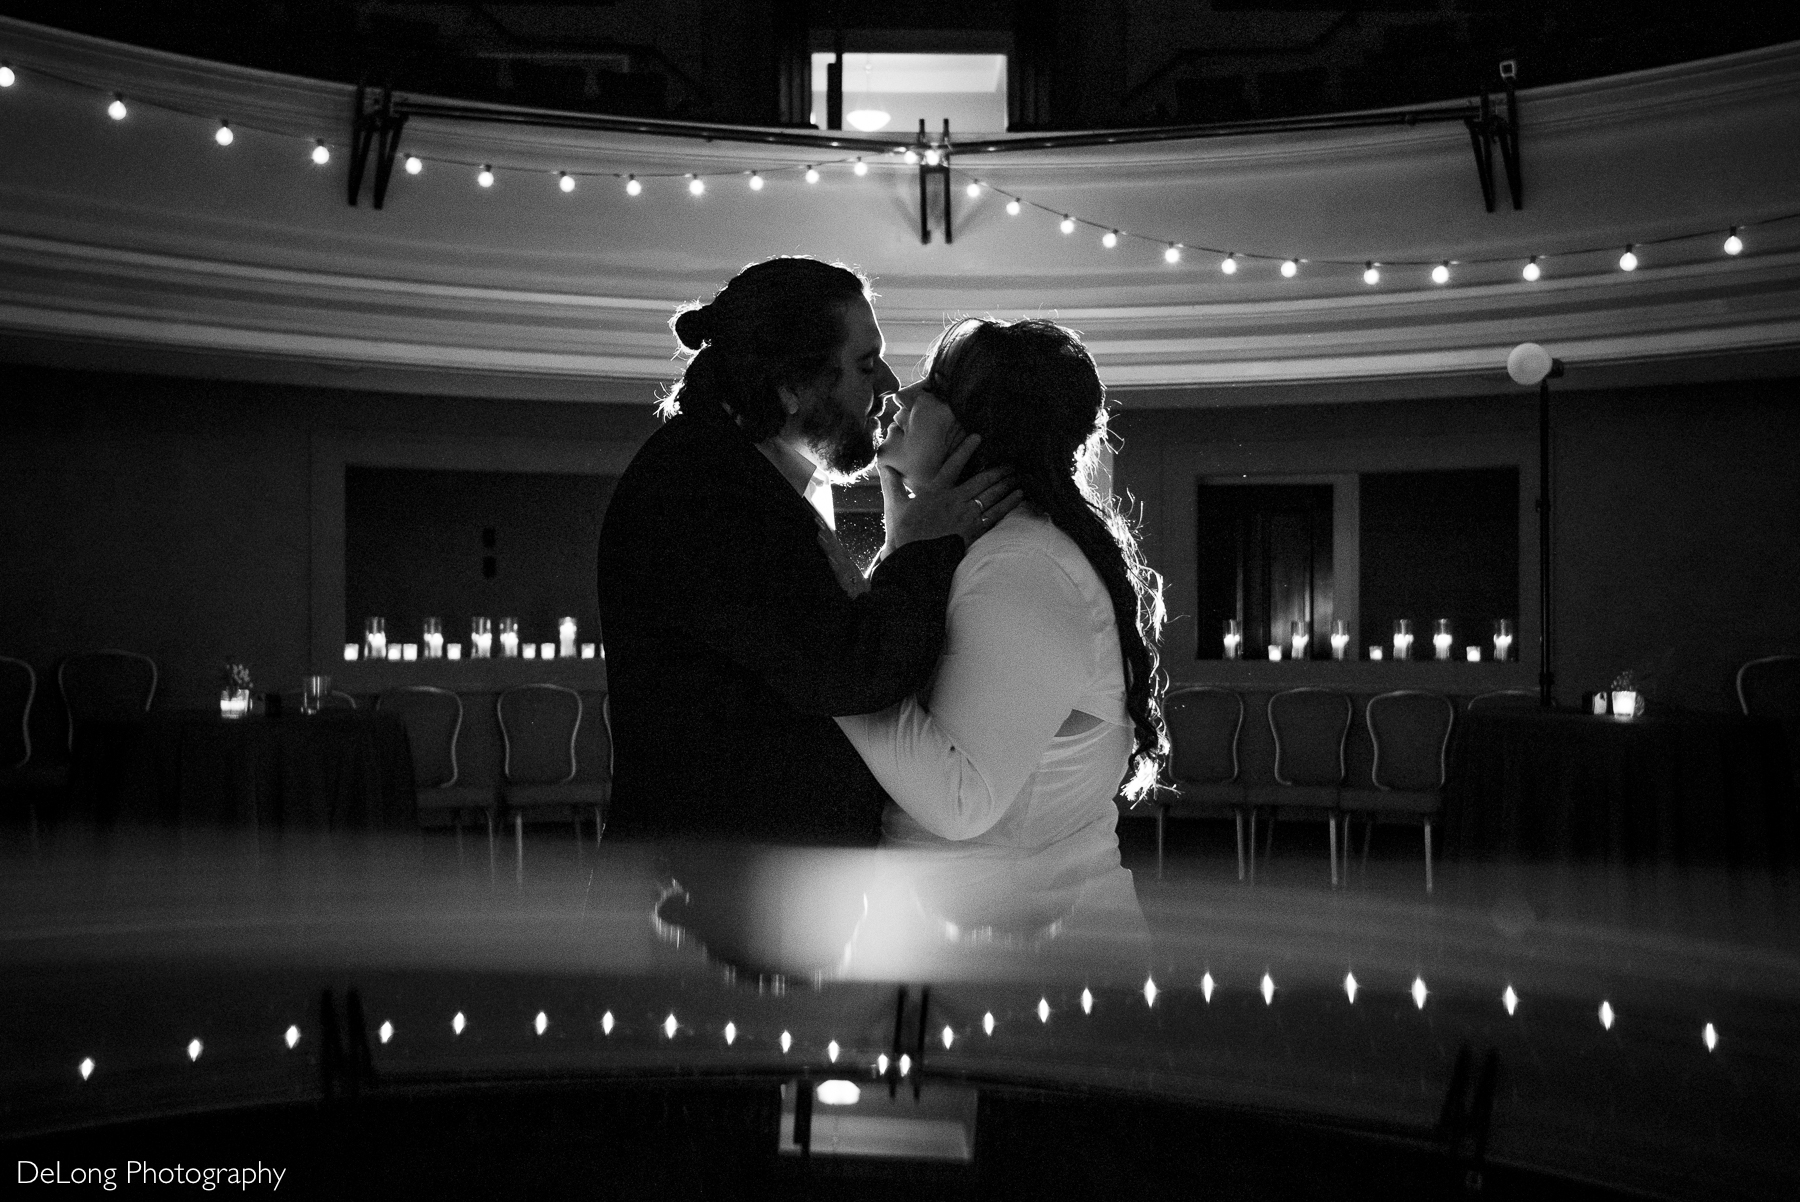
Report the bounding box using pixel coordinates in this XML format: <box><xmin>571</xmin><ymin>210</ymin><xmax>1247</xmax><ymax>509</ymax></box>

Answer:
<box><xmin>1</xmin><ymin>366</ymin><xmax>659</xmax><ymax>756</ymax></box>
<box><xmin>1112</xmin><ymin>378</ymin><xmax>1800</xmax><ymax>713</ymax></box>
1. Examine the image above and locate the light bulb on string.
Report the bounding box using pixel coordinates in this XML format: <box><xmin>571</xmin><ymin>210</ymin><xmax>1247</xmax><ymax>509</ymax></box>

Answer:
<box><xmin>748</xmin><ymin>172</ymin><xmax>764</xmax><ymax>191</ymax></box>
<box><xmin>1723</xmin><ymin>228</ymin><xmax>1743</xmax><ymax>255</ymax></box>
<box><xmin>558</xmin><ymin>172</ymin><xmax>575</xmax><ymax>193</ymax></box>
<box><xmin>1219</xmin><ymin>254</ymin><xmax>1237</xmax><ymax>275</ymax></box>
<box><xmin>1431</xmin><ymin>262</ymin><xmax>1451</xmax><ymax>285</ymax></box>
<box><xmin>923</xmin><ymin>148</ymin><xmax>940</xmax><ymax>166</ymax></box>
<box><xmin>107</xmin><ymin>94</ymin><xmax>127</xmax><ymax>120</ymax></box>
<box><xmin>902</xmin><ymin>149</ymin><xmax>919</xmax><ymax>166</ymax></box>
<box><xmin>1059</xmin><ymin>216</ymin><xmax>1076</xmax><ymax>235</ymax></box>
<box><xmin>404</xmin><ymin>155</ymin><xmax>421</xmax><ymax>174</ymax></box>
<box><xmin>1618</xmin><ymin>246</ymin><xmax>1638</xmax><ymax>271</ymax></box>
<box><xmin>1005</xmin><ymin>199</ymin><xmax>1020</xmax><ymax>216</ymax></box>
<box><xmin>1363</xmin><ymin>262</ymin><xmax>1381</xmax><ymax>285</ymax></box>
<box><xmin>0</xmin><ymin>64</ymin><xmax>16</xmax><ymax>88</ymax></box>
<box><xmin>477</xmin><ymin>165</ymin><xmax>494</xmax><ymax>188</ymax></box>
<box><xmin>688</xmin><ymin>175</ymin><xmax>705</xmax><ymax>196</ymax></box>
<box><xmin>311</xmin><ymin>141</ymin><xmax>330</xmax><ymax>166</ymax></box>
<box><xmin>625</xmin><ymin>175</ymin><xmax>641</xmax><ymax>196</ymax></box>
<box><xmin>214</xmin><ymin>121</ymin><xmax>233</xmax><ymax>147</ymax></box>
<box><xmin>1280</xmin><ymin>259</ymin><xmax>1298</xmax><ymax>278</ymax></box>
<box><xmin>1101</xmin><ymin>230</ymin><xmax>1119</xmax><ymax>249</ymax></box>
<box><xmin>1522</xmin><ymin>256</ymin><xmax>1541</xmax><ymax>281</ymax></box>
<box><xmin>965</xmin><ymin>181</ymin><xmax>981</xmax><ymax>199</ymax></box>
<box><xmin>804</xmin><ymin>166</ymin><xmax>820</xmax><ymax>184</ymax></box>
<box><xmin>1164</xmin><ymin>245</ymin><xmax>1181</xmax><ymax>264</ymax></box>
<box><xmin>853</xmin><ymin>158</ymin><xmax>868</xmax><ymax>176</ymax></box>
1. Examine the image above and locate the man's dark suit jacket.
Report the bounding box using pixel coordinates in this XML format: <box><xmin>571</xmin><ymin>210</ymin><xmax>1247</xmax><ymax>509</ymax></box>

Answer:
<box><xmin>595</xmin><ymin>408</ymin><xmax>964</xmax><ymax>846</ymax></box>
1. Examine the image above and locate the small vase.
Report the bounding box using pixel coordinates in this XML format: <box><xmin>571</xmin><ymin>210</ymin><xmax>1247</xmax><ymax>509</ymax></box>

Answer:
<box><xmin>220</xmin><ymin>688</ymin><xmax>252</xmax><ymax>719</ymax></box>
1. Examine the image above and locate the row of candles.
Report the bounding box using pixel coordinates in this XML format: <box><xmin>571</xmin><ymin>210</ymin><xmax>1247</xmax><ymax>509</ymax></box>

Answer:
<box><xmin>347</xmin><ymin>617</ymin><xmax>598</xmax><ymax>663</ymax></box>
<box><xmin>1223</xmin><ymin>618</ymin><xmax>1516</xmax><ymax>662</ymax></box>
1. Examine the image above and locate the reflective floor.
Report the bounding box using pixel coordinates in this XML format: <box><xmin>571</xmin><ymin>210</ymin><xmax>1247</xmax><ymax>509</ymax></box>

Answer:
<box><xmin>2</xmin><ymin>821</ymin><xmax>1796</xmax><ymax>1199</ymax></box>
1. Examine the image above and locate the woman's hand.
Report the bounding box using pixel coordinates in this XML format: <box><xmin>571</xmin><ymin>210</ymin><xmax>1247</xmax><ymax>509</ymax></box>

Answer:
<box><xmin>885</xmin><ymin>432</ymin><xmax>1023</xmax><ymax>551</ymax></box>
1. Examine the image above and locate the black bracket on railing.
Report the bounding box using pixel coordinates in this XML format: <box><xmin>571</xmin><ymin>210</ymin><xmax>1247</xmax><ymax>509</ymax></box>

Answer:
<box><xmin>318</xmin><ymin>987</ymin><xmax>379</xmax><ymax>1101</ymax></box>
<box><xmin>884</xmin><ymin>984</ymin><xmax>933</xmax><ymax>1098</ymax></box>
<box><xmin>1435</xmin><ymin>1043</ymin><xmax>1500</xmax><ymax>1192</ymax></box>
<box><xmin>348</xmin><ymin>82</ymin><xmax>409</xmax><ymax>210</ymax></box>
<box><xmin>1466</xmin><ymin>60</ymin><xmax>1523</xmax><ymax>212</ymax></box>
<box><xmin>917</xmin><ymin>120</ymin><xmax>954</xmax><ymax>245</ymax></box>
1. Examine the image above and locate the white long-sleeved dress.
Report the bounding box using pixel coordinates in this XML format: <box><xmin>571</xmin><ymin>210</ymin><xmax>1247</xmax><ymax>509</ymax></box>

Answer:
<box><xmin>836</xmin><ymin>507</ymin><xmax>1144</xmax><ymax>939</ymax></box>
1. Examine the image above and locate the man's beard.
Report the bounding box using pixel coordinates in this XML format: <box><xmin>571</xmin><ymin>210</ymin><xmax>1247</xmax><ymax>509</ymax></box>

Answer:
<box><xmin>799</xmin><ymin>394</ymin><xmax>878</xmax><ymax>483</ymax></box>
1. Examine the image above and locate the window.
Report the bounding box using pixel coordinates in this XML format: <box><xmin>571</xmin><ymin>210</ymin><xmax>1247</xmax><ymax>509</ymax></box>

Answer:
<box><xmin>1196</xmin><ymin>483</ymin><xmax>1335</xmax><ymax>659</ymax></box>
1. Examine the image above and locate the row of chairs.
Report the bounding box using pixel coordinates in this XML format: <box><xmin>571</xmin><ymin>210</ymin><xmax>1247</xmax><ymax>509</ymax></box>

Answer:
<box><xmin>1154</xmin><ymin>686</ymin><xmax>1541</xmax><ymax>892</ymax></box>
<box><xmin>375</xmin><ymin>684</ymin><xmax>612</xmax><ymax>874</ymax></box>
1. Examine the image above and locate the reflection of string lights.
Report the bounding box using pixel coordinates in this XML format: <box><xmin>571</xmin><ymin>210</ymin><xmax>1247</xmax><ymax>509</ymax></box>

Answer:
<box><xmin>0</xmin><ymin>60</ymin><xmax>1789</xmax><ymax>294</ymax></box>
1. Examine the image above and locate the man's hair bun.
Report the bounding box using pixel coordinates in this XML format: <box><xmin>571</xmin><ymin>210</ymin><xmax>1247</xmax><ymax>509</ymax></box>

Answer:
<box><xmin>673</xmin><ymin>305</ymin><xmax>714</xmax><ymax>350</ymax></box>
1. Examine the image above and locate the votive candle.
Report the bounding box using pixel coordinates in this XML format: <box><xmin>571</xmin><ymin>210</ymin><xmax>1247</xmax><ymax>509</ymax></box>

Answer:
<box><xmin>1223</xmin><ymin>618</ymin><xmax>1242</xmax><ymax>660</ymax></box>
<box><xmin>1330</xmin><ymin>620</ymin><xmax>1349</xmax><ymax>661</ymax></box>
<box><xmin>402</xmin><ymin>643</ymin><xmax>418</xmax><ymax>662</ymax></box>
<box><xmin>522</xmin><ymin>643</ymin><xmax>537</xmax><ymax>660</ymax></box>
<box><xmin>1369</xmin><ymin>646</ymin><xmax>1384</xmax><ymax>661</ymax></box>
<box><xmin>447</xmin><ymin>643</ymin><xmax>463</xmax><ymax>661</ymax></box>
<box><xmin>471</xmin><ymin>617</ymin><xmax>492</xmax><ymax>659</ymax></box>
<box><xmin>423</xmin><ymin>617</ymin><xmax>444</xmax><ymax>660</ymax></box>
<box><xmin>580</xmin><ymin>643</ymin><xmax>596</xmax><ymax>660</ymax></box>
<box><xmin>386</xmin><ymin>645</ymin><xmax>402</xmax><ymax>662</ymax></box>
<box><xmin>1268</xmin><ymin>644</ymin><xmax>1283</xmax><ymax>662</ymax></box>
<box><xmin>540</xmin><ymin>642</ymin><xmax>555</xmax><ymax>659</ymax></box>
<box><xmin>1393</xmin><ymin>619</ymin><xmax>1413</xmax><ymax>661</ymax></box>
<box><xmin>1433</xmin><ymin>619</ymin><xmax>1453</xmax><ymax>661</ymax></box>
<box><xmin>499</xmin><ymin>617</ymin><xmax>519</xmax><ymax>659</ymax></box>
<box><xmin>1289</xmin><ymin>621</ymin><xmax>1309</xmax><ymax>661</ymax></box>
<box><xmin>1466</xmin><ymin>645</ymin><xmax>1482</xmax><ymax>662</ymax></box>
<box><xmin>558</xmin><ymin>617</ymin><xmax>578</xmax><ymax>659</ymax></box>
<box><xmin>343</xmin><ymin>643</ymin><xmax>359</xmax><ymax>662</ymax></box>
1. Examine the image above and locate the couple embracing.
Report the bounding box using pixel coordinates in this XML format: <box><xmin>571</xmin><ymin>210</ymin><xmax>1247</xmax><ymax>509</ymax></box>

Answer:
<box><xmin>596</xmin><ymin>256</ymin><xmax>1167</xmax><ymax>943</ymax></box>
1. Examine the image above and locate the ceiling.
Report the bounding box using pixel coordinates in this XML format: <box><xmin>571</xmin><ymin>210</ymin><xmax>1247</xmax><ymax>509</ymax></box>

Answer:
<box><xmin>2</xmin><ymin>0</ymin><xmax>1797</xmax><ymax>129</ymax></box>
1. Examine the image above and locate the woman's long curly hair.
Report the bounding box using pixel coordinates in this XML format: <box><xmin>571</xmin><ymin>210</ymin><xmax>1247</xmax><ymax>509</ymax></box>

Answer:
<box><xmin>658</xmin><ymin>257</ymin><xmax>870</xmax><ymax>441</ymax></box>
<box><xmin>922</xmin><ymin>318</ymin><xmax>1169</xmax><ymax>802</ymax></box>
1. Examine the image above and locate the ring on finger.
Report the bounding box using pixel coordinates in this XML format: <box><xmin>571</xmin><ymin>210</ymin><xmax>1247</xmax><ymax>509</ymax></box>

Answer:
<box><xmin>972</xmin><ymin>497</ymin><xmax>984</xmax><ymax>511</ymax></box>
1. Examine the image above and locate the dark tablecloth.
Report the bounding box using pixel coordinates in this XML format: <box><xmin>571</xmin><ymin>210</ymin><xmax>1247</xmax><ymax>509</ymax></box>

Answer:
<box><xmin>68</xmin><ymin>710</ymin><xmax>416</xmax><ymax>831</ymax></box>
<box><xmin>1444</xmin><ymin>709</ymin><xmax>1798</xmax><ymax>867</ymax></box>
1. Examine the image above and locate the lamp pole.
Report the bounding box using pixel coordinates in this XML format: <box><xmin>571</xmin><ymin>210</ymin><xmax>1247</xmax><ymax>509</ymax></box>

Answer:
<box><xmin>1509</xmin><ymin>344</ymin><xmax>1564</xmax><ymax>709</ymax></box>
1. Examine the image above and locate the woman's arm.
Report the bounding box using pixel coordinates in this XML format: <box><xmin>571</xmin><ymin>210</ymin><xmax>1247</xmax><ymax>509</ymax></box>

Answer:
<box><xmin>836</xmin><ymin>546</ymin><xmax>1091</xmax><ymax>840</ymax></box>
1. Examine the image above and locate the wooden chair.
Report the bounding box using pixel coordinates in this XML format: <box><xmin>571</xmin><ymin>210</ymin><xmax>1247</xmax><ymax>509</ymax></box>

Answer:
<box><xmin>57</xmin><ymin>650</ymin><xmax>157</xmax><ymax>749</ymax></box>
<box><xmin>1340</xmin><ymin>690</ymin><xmax>1455</xmax><ymax>893</ymax></box>
<box><xmin>1161</xmin><ymin>686</ymin><xmax>1248</xmax><ymax>881</ymax></box>
<box><xmin>376</xmin><ymin>686</ymin><xmax>498</xmax><ymax>866</ymax></box>
<box><xmin>0</xmin><ymin>657</ymin><xmax>65</xmax><ymax>844</ymax></box>
<box><xmin>1737</xmin><ymin>655</ymin><xmax>1800</xmax><ymax>789</ymax></box>
<box><xmin>497</xmin><ymin>685</ymin><xmax>611</xmax><ymax>878</ymax></box>
<box><xmin>1248</xmin><ymin>688</ymin><xmax>1352</xmax><ymax>886</ymax></box>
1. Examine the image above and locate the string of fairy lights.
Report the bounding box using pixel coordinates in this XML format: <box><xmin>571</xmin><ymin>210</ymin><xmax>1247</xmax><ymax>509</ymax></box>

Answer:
<box><xmin>60</xmin><ymin>968</ymin><xmax>1728</xmax><ymax>1086</ymax></box>
<box><xmin>5</xmin><ymin>56</ymin><xmax>1800</xmax><ymax>289</ymax></box>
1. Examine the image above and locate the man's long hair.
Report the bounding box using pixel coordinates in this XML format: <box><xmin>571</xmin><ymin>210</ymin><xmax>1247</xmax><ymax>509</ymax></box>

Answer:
<box><xmin>659</xmin><ymin>257</ymin><xmax>870</xmax><ymax>441</ymax></box>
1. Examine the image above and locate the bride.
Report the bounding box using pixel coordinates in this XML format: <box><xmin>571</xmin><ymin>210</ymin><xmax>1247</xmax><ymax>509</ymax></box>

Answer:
<box><xmin>836</xmin><ymin>317</ymin><xmax>1168</xmax><ymax>943</ymax></box>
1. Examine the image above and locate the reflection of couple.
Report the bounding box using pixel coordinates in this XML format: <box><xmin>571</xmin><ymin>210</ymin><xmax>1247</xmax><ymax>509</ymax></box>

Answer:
<box><xmin>597</xmin><ymin>256</ymin><xmax>1165</xmax><ymax>938</ymax></box>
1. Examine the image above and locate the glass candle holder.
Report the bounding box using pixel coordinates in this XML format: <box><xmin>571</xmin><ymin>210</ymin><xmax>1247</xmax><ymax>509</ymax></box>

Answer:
<box><xmin>422</xmin><ymin>617</ymin><xmax>444</xmax><ymax>660</ymax></box>
<box><xmin>1330</xmin><ymin>620</ymin><xmax>1349</xmax><ymax>660</ymax></box>
<box><xmin>1433</xmin><ymin>619</ymin><xmax>1453</xmax><ymax>661</ymax></box>
<box><xmin>1610</xmin><ymin>690</ymin><xmax>1639</xmax><ymax>719</ymax></box>
<box><xmin>1466</xmin><ymin>645</ymin><xmax>1482</xmax><ymax>662</ymax></box>
<box><xmin>364</xmin><ymin>616</ymin><xmax>387</xmax><ymax>661</ymax></box>
<box><xmin>540</xmin><ymin>642</ymin><xmax>555</xmax><ymax>660</ymax></box>
<box><xmin>1369</xmin><ymin>646</ymin><xmax>1384</xmax><ymax>661</ymax></box>
<box><xmin>499</xmin><ymin>617</ymin><xmax>520</xmax><ymax>659</ymax></box>
<box><xmin>301</xmin><ymin>674</ymin><xmax>330</xmax><ymax>716</ymax></box>
<box><xmin>343</xmin><ymin>643</ymin><xmax>359</xmax><ymax>662</ymax></box>
<box><xmin>580</xmin><ymin>643</ymin><xmax>597</xmax><ymax>659</ymax></box>
<box><xmin>402</xmin><ymin>643</ymin><xmax>418</xmax><ymax>662</ymax></box>
<box><xmin>1267</xmin><ymin>644</ymin><xmax>1283</xmax><ymax>662</ymax></box>
<box><xmin>1493</xmin><ymin>619</ymin><xmax>1514</xmax><ymax>663</ymax></box>
<box><xmin>1223</xmin><ymin>618</ymin><xmax>1242</xmax><ymax>660</ymax></box>
<box><xmin>220</xmin><ymin>688</ymin><xmax>251</xmax><ymax>719</ymax></box>
<box><xmin>1393</xmin><ymin>619</ymin><xmax>1413</xmax><ymax>661</ymax></box>
<box><xmin>522</xmin><ymin>643</ymin><xmax>537</xmax><ymax>659</ymax></box>
<box><xmin>558</xmin><ymin>617</ymin><xmax>578</xmax><ymax>659</ymax></box>
<box><xmin>447</xmin><ymin>643</ymin><xmax>463</xmax><ymax>661</ymax></box>
<box><xmin>386</xmin><ymin>645</ymin><xmax>402</xmax><ymax>662</ymax></box>
<box><xmin>1289</xmin><ymin>620</ymin><xmax>1310</xmax><ymax>661</ymax></box>
<box><xmin>470</xmin><ymin>617</ymin><xmax>492</xmax><ymax>659</ymax></box>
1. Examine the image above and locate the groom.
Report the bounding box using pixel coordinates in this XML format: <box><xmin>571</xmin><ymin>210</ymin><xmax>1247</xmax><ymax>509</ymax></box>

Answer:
<box><xmin>596</xmin><ymin>257</ymin><xmax>1015</xmax><ymax>846</ymax></box>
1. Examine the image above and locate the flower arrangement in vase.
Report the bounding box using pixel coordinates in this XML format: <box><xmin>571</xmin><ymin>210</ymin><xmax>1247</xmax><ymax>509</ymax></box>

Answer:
<box><xmin>221</xmin><ymin>661</ymin><xmax>253</xmax><ymax>719</ymax></box>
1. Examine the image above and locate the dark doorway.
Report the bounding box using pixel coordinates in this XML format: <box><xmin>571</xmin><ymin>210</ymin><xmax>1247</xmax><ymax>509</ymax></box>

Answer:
<box><xmin>1196</xmin><ymin>483</ymin><xmax>1335</xmax><ymax>659</ymax></box>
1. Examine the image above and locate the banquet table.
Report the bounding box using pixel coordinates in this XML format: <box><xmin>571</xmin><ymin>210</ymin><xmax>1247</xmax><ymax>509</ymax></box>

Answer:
<box><xmin>68</xmin><ymin>709</ymin><xmax>416</xmax><ymax>831</ymax></box>
<box><xmin>1444</xmin><ymin>708</ymin><xmax>1797</xmax><ymax>867</ymax></box>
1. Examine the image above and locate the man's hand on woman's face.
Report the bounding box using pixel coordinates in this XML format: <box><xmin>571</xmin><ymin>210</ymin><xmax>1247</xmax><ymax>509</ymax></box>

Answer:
<box><xmin>883</xmin><ymin>432</ymin><xmax>1023</xmax><ymax>551</ymax></box>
